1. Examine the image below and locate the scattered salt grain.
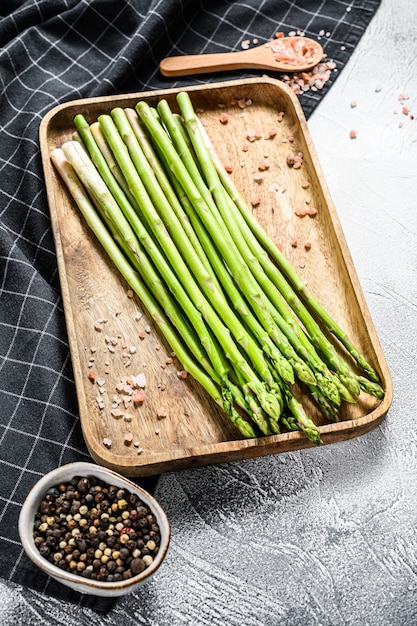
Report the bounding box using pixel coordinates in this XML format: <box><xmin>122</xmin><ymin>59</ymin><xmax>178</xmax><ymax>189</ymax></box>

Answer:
<box><xmin>246</xmin><ymin>128</ymin><xmax>262</xmax><ymax>142</ymax></box>
<box><xmin>133</xmin><ymin>390</ymin><xmax>145</xmax><ymax>404</ymax></box>
<box><xmin>124</xmin><ymin>433</ymin><xmax>133</xmax><ymax>446</ymax></box>
<box><xmin>258</xmin><ymin>159</ymin><xmax>270</xmax><ymax>171</ymax></box>
<box><xmin>286</xmin><ymin>152</ymin><xmax>304</xmax><ymax>168</ymax></box>
<box><xmin>96</xmin><ymin>397</ymin><xmax>105</xmax><ymax>410</ymax></box>
<box><xmin>132</xmin><ymin>373</ymin><xmax>146</xmax><ymax>388</ymax></box>
<box><xmin>265</xmin><ymin>127</ymin><xmax>278</xmax><ymax>139</ymax></box>
<box><xmin>295</xmin><ymin>208</ymin><xmax>308</xmax><ymax>217</ymax></box>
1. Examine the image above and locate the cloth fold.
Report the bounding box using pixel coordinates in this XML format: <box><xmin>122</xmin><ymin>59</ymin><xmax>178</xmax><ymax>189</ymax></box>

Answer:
<box><xmin>0</xmin><ymin>0</ymin><xmax>381</xmax><ymax>611</ymax></box>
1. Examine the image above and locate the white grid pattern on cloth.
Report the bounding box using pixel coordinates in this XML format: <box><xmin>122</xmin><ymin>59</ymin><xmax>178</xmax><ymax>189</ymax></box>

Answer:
<box><xmin>0</xmin><ymin>0</ymin><xmax>381</xmax><ymax>609</ymax></box>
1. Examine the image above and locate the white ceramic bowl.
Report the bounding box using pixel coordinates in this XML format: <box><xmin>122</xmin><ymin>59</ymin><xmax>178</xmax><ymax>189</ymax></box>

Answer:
<box><xmin>19</xmin><ymin>461</ymin><xmax>170</xmax><ymax>597</ymax></box>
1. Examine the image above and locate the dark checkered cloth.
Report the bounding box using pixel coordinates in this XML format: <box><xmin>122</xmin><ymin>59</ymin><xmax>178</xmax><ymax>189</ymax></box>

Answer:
<box><xmin>0</xmin><ymin>0</ymin><xmax>380</xmax><ymax>611</ymax></box>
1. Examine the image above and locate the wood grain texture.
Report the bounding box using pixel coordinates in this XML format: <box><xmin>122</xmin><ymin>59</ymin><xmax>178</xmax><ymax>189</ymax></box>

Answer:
<box><xmin>39</xmin><ymin>77</ymin><xmax>392</xmax><ymax>476</ymax></box>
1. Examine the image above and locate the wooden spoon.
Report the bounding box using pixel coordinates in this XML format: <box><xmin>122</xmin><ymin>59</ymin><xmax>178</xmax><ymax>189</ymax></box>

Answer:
<box><xmin>160</xmin><ymin>36</ymin><xmax>324</xmax><ymax>77</ymax></box>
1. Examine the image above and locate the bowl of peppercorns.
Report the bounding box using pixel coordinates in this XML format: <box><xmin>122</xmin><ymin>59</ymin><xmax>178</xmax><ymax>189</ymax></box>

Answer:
<box><xmin>18</xmin><ymin>461</ymin><xmax>170</xmax><ymax>596</ymax></box>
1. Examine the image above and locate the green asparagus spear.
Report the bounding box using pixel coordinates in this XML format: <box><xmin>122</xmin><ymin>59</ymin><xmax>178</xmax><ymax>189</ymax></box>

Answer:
<box><xmin>156</xmin><ymin>96</ymin><xmax>343</xmax><ymax>405</ymax></box>
<box><xmin>97</xmin><ymin>112</ymin><xmax>283</xmax><ymax>422</ymax></box>
<box><xmin>50</xmin><ymin>147</ymin><xmax>257</xmax><ymax>438</ymax></box>
<box><xmin>202</xmin><ymin>116</ymin><xmax>383</xmax><ymax>388</ymax></box>
<box><xmin>62</xmin><ymin>139</ymin><xmax>278</xmax><ymax>433</ymax></box>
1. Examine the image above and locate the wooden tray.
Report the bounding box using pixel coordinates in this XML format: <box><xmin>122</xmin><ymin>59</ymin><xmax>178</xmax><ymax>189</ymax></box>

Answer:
<box><xmin>40</xmin><ymin>77</ymin><xmax>392</xmax><ymax>476</ymax></box>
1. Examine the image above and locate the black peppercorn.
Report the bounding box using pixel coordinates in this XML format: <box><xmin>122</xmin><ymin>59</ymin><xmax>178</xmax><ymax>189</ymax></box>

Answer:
<box><xmin>119</xmin><ymin>547</ymin><xmax>130</xmax><ymax>561</ymax></box>
<box><xmin>77</xmin><ymin>478</ymin><xmax>90</xmax><ymax>493</ymax></box>
<box><xmin>137</xmin><ymin>518</ymin><xmax>148</xmax><ymax>532</ymax></box>
<box><xmin>39</xmin><ymin>545</ymin><xmax>50</xmax><ymax>557</ymax></box>
<box><xmin>86</xmin><ymin>547</ymin><xmax>95</xmax><ymax>559</ymax></box>
<box><xmin>94</xmin><ymin>491</ymin><xmax>105</xmax><ymax>504</ymax></box>
<box><xmin>60</xmin><ymin>501</ymin><xmax>71</xmax><ymax>514</ymax></box>
<box><xmin>77</xmin><ymin>539</ymin><xmax>87</xmax><ymax>552</ymax></box>
<box><xmin>126</xmin><ymin>539</ymin><xmax>137</xmax><ymax>552</ymax></box>
<box><xmin>108</xmin><ymin>485</ymin><xmax>118</xmax><ymax>499</ymax></box>
<box><xmin>131</xmin><ymin>558</ymin><xmax>146</xmax><ymax>575</ymax></box>
<box><xmin>39</xmin><ymin>500</ymin><xmax>55</xmax><ymax>515</ymax></box>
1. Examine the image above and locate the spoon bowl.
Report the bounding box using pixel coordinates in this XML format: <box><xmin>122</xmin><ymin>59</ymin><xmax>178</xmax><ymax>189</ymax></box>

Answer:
<box><xmin>160</xmin><ymin>36</ymin><xmax>324</xmax><ymax>77</ymax></box>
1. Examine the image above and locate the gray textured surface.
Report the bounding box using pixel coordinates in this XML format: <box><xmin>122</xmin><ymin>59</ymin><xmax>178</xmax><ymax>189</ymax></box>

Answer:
<box><xmin>2</xmin><ymin>0</ymin><xmax>416</xmax><ymax>623</ymax></box>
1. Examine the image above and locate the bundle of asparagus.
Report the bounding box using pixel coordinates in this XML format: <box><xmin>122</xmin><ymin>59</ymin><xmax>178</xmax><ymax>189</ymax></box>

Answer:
<box><xmin>51</xmin><ymin>91</ymin><xmax>384</xmax><ymax>444</ymax></box>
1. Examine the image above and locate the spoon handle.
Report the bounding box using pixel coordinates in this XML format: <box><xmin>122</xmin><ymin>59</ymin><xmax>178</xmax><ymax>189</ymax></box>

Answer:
<box><xmin>159</xmin><ymin>49</ymin><xmax>259</xmax><ymax>77</ymax></box>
